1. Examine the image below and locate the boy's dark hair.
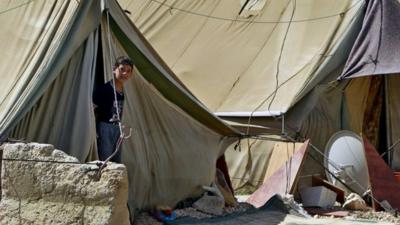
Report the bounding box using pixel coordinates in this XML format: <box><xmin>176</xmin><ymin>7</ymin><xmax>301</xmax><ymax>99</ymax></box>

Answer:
<box><xmin>114</xmin><ymin>56</ymin><xmax>134</xmax><ymax>68</ymax></box>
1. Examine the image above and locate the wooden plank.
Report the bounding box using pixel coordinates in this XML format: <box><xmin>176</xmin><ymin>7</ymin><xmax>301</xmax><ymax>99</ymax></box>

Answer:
<box><xmin>363</xmin><ymin>137</ymin><xmax>400</xmax><ymax>211</ymax></box>
<box><xmin>246</xmin><ymin>140</ymin><xmax>309</xmax><ymax>208</ymax></box>
<box><xmin>263</xmin><ymin>142</ymin><xmax>302</xmax><ymax>183</ymax></box>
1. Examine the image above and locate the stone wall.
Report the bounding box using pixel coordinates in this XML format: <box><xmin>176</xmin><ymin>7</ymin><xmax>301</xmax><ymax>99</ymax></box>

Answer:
<box><xmin>0</xmin><ymin>143</ymin><xmax>130</xmax><ymax>225</ymax></box>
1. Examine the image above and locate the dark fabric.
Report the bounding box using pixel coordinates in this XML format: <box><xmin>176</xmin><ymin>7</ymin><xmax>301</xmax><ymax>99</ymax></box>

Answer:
<box><xmin>96</xmin><ymin>122</ymin><xmax>122</xmax><ymax>163</ymax></box>
<box><xmin>93</xmin><ymin>81</ymin><xmax>124</xmax><ymax>123</ymax></box>
<box><xmin>338</xmin><ymin>0</ymin><xmax>400</xmax><ymax>80</ymax></box>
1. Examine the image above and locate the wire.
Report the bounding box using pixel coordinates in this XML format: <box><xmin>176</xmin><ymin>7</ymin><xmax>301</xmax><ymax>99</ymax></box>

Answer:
<box><xmin>142</xmin><ymin>0</ymin><xmax>363</xmax><ymax>24</ymax></box>
<box><xmin>268</xmin><ymin>0</ymin><xmax>296</xmax><ymax>112</ymax></box>
<box><xmin>2</xmin><ymin>157</ymin><xmax>96</xmax><ymax>165</ymax></box>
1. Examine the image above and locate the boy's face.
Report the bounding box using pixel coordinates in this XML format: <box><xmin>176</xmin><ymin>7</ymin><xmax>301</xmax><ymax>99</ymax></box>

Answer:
<box><xmin>114</xmin><ymin>64</ymin><xmax>133</xmax><ymax>83</ymax></box>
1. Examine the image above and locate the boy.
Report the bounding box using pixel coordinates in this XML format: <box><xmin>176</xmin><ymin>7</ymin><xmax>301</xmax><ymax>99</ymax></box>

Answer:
<box><xmin>93</xmin><ymin>56</ymin><xmax>134</xmax><ymax>163</ymax></box>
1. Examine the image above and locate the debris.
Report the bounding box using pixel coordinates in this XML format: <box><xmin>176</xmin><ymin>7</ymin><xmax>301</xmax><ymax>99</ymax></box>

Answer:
<box><xmin>282</xmin><ymin>194</ymin><xmax>311</xmax><ymax>218</ymax></box>
<box><xmin>343</xmin><ymin>193</ymin><xmax>369</xmax><ymax>211</ymax></box>
<box><xmin>193</xmin><ymin>194</ymin><xmax>225</xmax><ymax>215</ymax></box>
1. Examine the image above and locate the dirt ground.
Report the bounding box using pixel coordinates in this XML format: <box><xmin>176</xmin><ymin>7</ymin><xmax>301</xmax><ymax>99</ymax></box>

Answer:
<box><xmin>133</xmin><ymin>202</ymin><xmax>400</xmax><ymax>225</ymax></box>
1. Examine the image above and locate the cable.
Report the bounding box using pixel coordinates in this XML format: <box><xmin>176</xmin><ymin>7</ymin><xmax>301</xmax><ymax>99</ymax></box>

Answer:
<box><xmin>141</xmin><ymin>0</ymin><xmax>363</xmax><ymax>24</ymax></box>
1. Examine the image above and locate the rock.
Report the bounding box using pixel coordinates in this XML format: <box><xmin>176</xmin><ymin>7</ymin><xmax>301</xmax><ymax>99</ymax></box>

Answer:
<box><xmin>343</xmin><ymin>193</ymin><xmax>368</xmax><ymax>211</ymax></box>
<box><xmin>0</xmin><ymin>142</ymin><xmax>130</xmax><ymax>225</ymax></box>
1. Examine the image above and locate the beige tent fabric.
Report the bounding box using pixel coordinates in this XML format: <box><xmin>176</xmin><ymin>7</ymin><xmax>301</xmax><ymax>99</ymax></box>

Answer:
<box><xmin>0</xmin><ymin>0</ymin><xmax>101</xmax><ymax>141</ymax></box>
<box><xmin>119</xmin><ymin>0</ymin><xmax>363</xmax><ymax>114</ymax></box>
<box><xmin>122</xmin><ymin>73</ymin><xmax>234</xmax><ymax>208</ymax></box>
<box><xmin>225</xmin><ymin>138</ymin><xmax>276</xmax><ymax>189</ymax></box>
<box><xmin>0</xmin><ymin>0</ymin><xmax>78</xmax><ymax>127</ymax></box>
<box><xmin>225</xmin><ymin>138</ymin><xmax>303</xmax><ymax>190</ymax></box>
<box><xmin>9</xmin><ymin>34</ymin><xmax>98</xmax><ymax>161</ymax></box>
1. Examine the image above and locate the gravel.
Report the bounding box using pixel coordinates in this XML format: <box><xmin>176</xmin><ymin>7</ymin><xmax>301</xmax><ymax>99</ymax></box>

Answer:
<box><xmin>349</xmin><ymin>210</ymin><xmax>400</xmax><ymax>224</ymax></box>
<box><xmin>133</xmin><ymin>201</ymin><xmax>400</xmax><ymax>225</ymax></box>
<box><xmin>133</xmin><ymin>202</ymin><xmax>252</xmax><ymax>225</ymax></box>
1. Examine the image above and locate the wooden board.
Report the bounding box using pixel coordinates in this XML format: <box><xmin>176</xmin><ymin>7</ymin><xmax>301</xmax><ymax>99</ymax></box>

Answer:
<box><xmin>246</xmin><ymin>140</ymin><xmax>309</xmax><ymax>208</ymax></box>
<box><xmin>263</xmin><ymin>142</ymin><xmax>303</xmax><ymax>183</ymax></box>
<box><xmin>363</xmin><ymin>137</ymin><xmax>400</xmax><ymax>211</ymax></box>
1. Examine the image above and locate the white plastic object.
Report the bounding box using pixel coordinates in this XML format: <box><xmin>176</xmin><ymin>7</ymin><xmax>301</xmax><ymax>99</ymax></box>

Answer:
<box><xmin>300</xmin><ymin>186</ymin><xmax>337</xmax><ymax>208</ymax></box>
<box><xmin>324</xmin><ymin>130</ymin><xmax>369</xmax><ymax>195</ymax></box>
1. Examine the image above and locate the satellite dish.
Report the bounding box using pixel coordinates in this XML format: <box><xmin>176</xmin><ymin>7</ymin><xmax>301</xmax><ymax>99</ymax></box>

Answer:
<box><xmin>324</xmin><ymin>131</ymin><xmax>369</xmax><ymax>195</ymax></box>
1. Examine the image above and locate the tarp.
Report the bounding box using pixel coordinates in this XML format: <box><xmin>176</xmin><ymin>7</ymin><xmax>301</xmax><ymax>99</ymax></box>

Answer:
<box><xmin>339</xmin><ymin>0</ymin><xmax>400</xmax><ymax>79</ymax></box>
<box><xmin>0</xmin><ymin>0</ymin><xmax>240</xmax><ymax>209</ymax></box>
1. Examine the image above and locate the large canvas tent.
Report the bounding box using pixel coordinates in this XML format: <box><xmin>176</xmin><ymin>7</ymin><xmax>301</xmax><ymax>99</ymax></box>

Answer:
<box><xmin>0</xmin><ymin>0</ymin><xmax>240</xmax><ymax>209</ymax></box>
<box><xmin>119</xmin><ymin>0</ymin><xmax>400</xmax><ymax>190</ymax></box>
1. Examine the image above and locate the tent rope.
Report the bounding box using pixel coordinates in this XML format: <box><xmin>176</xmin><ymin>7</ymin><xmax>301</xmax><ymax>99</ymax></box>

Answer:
<box><xmin>136</xmin><ymin>0</ymin><xmax>363</xmax><ymax>24</ymax></box>
<box><xmin>268</xmin><ymin>0</ymin><xmax>296</xmax><ymax>113</ymax></box>
<box><xmin>95</xmin><ymin>9</ymin><xmax>132</xmax><ymax>179</ymax></box>
<box><xmin>105</xmin><ymin>9</ymin><xmax>123</xmax><ymax>134</ymax></box>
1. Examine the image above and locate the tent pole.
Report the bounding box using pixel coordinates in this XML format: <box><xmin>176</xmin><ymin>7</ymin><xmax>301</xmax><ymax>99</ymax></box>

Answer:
<box><xmin>384</xmin><ymin>76</ymin><xmax>392</xmax><ymax>167</ymax></box>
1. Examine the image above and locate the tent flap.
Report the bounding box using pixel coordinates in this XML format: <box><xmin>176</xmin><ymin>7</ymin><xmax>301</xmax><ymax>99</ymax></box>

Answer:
<box><xmin>339</xmin><ymin>0</ymin><xmax>400</xmax><ymax>79</ymax></box>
